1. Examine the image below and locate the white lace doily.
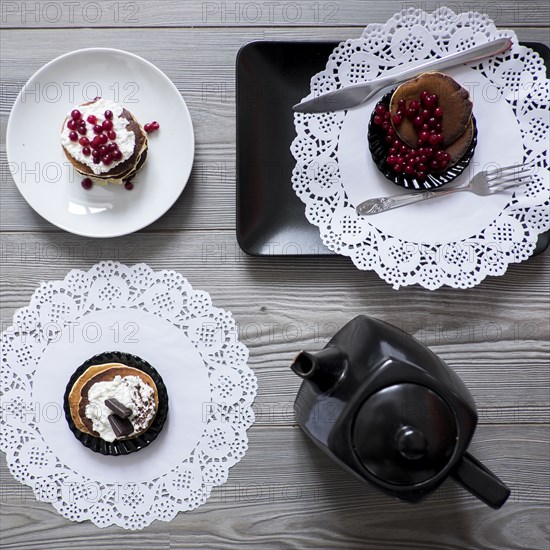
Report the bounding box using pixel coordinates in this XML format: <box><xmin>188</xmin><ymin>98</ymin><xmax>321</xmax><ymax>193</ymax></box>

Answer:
<box><xmin>0</xmin><ymin>262</ymin><xmax>257</xmax><ymax>529</ymax></box>
<box><xmin>291</xmin><ymin>8</ymin><xmax>550</xmax><ymax>289</ymax></box>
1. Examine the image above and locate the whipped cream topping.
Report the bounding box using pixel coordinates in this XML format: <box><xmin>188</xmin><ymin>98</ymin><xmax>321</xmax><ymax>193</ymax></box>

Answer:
<box><xmin>85</xmin><ymin>374</ymin><xmax>156</xmax><ymax>442</ymax></box>
<box><xmin>60</xmin><ymin>98</ymin><xmax>136</xmax><ymax>176</ymax></box>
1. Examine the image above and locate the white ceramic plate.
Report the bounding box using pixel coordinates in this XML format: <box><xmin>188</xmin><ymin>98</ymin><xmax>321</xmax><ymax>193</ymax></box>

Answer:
<box><xmin>7</xmin><ymin>48</ymin><xmax>194</xmax><ymax>238</ymax></box>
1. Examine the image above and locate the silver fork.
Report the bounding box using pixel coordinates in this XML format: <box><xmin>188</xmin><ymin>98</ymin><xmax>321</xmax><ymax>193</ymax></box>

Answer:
<box><xmin>356</xmin><ymin>163</ymin><xmax>534</xmax><ymax>216</ymax></box>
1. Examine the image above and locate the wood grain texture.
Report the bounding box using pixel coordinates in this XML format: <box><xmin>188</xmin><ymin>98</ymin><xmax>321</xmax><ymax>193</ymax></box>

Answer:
<box><xmin>1</xmin><ymin>425</ymin><xmax>549</xmax><ymax>549</ymax></box>
<box><xmin>1</xmin><ymin>0</ymin><xmax>548</xmax><ymax>29</ymax></box>
<box><xmin>1</xmin><ymin>1</ymin><xmax>549</xmax><ymax>548</ymax></box>
<box><xmin>1</xmin><ymin>231</ymin><xmax>549</xmax><ymax>427</ymax></box>
<box><xmin>1</xmin><ymin>27</ymin><xmax>549</xmax><ymax>232</ymax></box>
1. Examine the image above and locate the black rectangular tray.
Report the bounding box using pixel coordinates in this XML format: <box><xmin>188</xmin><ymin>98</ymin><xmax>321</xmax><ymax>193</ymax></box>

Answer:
<box><xmin>236</xmin><ymin>40</ymin><xmax>550</xmax><ymax>257</ymax></box>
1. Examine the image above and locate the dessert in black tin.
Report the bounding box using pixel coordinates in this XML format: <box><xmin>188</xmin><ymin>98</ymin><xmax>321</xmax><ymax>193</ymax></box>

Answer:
<box><xmin>63</xmin><ymin>351</ymin><xmax>168</xmax><ymax>456</ymax></box>
<box><xmin>368</xmin><ymin>73</ymin><xmax>478</xmax><ymax>191</ymax></box>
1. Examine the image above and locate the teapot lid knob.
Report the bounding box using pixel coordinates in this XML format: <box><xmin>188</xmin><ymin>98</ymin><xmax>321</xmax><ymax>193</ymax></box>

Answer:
<box><xmin>396</xmin><ymin>426</ymin><xmax>427</xmax><ymax>460</ymax></box>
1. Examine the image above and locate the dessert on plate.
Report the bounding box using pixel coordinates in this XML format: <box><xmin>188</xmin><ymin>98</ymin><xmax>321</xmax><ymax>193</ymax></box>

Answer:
<box><xmin>368</xmin><ymin>72</ymin><xmax>477</xmax><ymax>190</ymax></box>
<box><xmin>64</xmin><ymin>351</ymin><xmax>168</xmax><ymax>455</ymax></box>
<box><xmin>60</xmin><ymin>98</ymin><xmax>149</xmax><ymax>186</ymax></box>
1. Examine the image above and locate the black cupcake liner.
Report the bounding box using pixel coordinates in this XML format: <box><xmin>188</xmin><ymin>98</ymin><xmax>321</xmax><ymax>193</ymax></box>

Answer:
<box><xmin>368</xmin><ymin>89</ymin><xmax>478</xmax><ymax>191</ymax></box>
<box><xmin>63</xmin><ymin>351</ymin><xmax>169</xmax><ymax>456</ymax></box>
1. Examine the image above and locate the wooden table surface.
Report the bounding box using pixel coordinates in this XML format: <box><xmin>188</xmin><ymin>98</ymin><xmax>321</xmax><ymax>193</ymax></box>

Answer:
<box><xmin>1</xmin><ymin>1</ymin><xmax>549</xmax><ymax>548</ymax></box>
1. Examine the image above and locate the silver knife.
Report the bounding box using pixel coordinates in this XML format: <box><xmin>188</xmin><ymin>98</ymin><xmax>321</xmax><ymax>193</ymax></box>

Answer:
<box><xmin>293</xmin><ymin>38</ymin><xmax>512</xmax><ymax>113</ymax></box>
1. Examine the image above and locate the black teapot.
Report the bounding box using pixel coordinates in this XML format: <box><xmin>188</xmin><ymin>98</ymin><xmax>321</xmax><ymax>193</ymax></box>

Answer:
<box><xmin>291</xmin><ymin>315</ymin><xmax>510</xmax><ymax>508</ymax></box>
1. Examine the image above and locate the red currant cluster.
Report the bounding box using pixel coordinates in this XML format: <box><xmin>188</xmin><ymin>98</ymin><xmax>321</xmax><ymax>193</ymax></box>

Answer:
<box><xmin>372</xmin><ymin>91</ymin><xmax>451</xmax><ymax>180</ymax></box>
<box><xmin>144</xmin><ymin>121</ymin><xmax>160</xmax><ymax>133</ymax></box>
<box><xmin>67</xmin><ymin>109</ymin><xmax>123</xmax><ymax>166</ymax></box>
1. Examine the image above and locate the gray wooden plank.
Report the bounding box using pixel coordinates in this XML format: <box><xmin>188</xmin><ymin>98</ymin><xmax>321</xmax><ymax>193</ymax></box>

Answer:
<box><xmin>1</xmin><ymin>231</ymin><xmax>548</xmax><ymax>425</ymax></box>
<box><xmin>1</xmin><ymin>27</ymin><xmax>549</xmax><ymax>231</ymax></box>
<box><xmin>1</xmin><ymin>0</ymin><xmax>548</xmax><ymax>28</ymax></box>
<box><xmin>0</xmin><ymin>425</ymin><xmax>548</xmax><ymax>549</ymax></box>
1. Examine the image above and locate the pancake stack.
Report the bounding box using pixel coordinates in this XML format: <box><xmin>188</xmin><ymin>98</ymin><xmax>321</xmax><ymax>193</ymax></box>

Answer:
<box><xmin>67</xmin><ymin>362</ymin><xmax>158</xmax><ymax>440</ymax></box>
<box><xmin>389</xmin><ymin>72</ymin><xmax>474</xmax><ymax>169</ymax></box>
<box><xmin>61</xmin><ymin>98</ymin><xmax>148</xmax><ymax>185</ymax></box>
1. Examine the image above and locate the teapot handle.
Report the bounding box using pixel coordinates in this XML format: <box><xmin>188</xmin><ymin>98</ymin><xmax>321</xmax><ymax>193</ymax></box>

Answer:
<box><xmin>451</xmin><ymin>452</ymin><xmax>511</xmax><ymax>509</ymax></box>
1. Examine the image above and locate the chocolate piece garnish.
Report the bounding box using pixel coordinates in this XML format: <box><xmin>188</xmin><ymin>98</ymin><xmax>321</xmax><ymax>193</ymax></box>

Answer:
<box><xmin>108</xmin><ymin>414</ymin><xmax>134</xmax><ymax>438</ymax></box>
<box><xmin>105</xmin><ymin>398</ymin><xmax>132</xmax><ymax>418</ymax></box>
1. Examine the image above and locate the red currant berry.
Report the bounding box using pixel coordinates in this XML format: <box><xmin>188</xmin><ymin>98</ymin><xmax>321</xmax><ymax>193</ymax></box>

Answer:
<box><xmin>124</xmin><ymin>181</ymin><xmax>134</xmax><ymax>190</ymax></box>
<box><xmin>409</xmin><ymin>99</ymin><xmax>421</xmax><ymax>110</ymax></box>
<box><xmin>67</xmin><ymin>119</ymin><xmax>77</xmax><ymax>130</ymax></box>
<box><xmin>71</xmin><ymin>109</ymin><xmax>81</xmax><ymax>120</ymax></box>
<box><xmin>98</xmin><ymin>134</ymin><xmax>108</xmax><ymax>145</ymax></box>
<box><xmin>373</xmin><ymin>115</ymin><xmax>383</xmax><ymax>125</ymax></box>
<box><xmin>392</xmin><ymin>114</ymin><xmax>403</xmax><ymax>126</ymax></box>
<box><xmin>404</xmin><ymin>164</ymin><xmax>414</xmax><ymax>174</ymax></box>
<box><xmin>102</xmin><ymin>119</ymin><xmax>113</xmax><ymax>131</ymax></box>
<box><xmin>375</xmin><ymin>104</ymin><xmax>386</xmax><ymax>115</ymax></box>
<box><xmin>104</xmin><ymin>110</ymin><xmax>113</xmax><ymax>119</ymax></box>
<box><xmin>81</xmin><ymin>178</ymin><xmax>93</xmax><ymax>189</ymax></box>
<box><xmin>93</xmin><ymin>125</ymin><xmax>103</xmax><ymax>134</ymax></box>
<box><xmin>69</xmin><ymin>131</ymin><xmax>78</xmax><ymax>141</ymax></box>
<box><xmin>421</xmin><ymin>109</ymin><xmax>431</xmax><ymax>120</ymax></box>
<box><xmin>82</xmin><ymin>146</ymin><xmax>91</xmax><ymax>156</ymax></box>
<box><xmin>397</xmin><ymin>99</ymin><xmax>406</xmax><ymax>109</ymax></box>
<box><xmin>87</xmin><ymin>115</ymin><xmax>97</xmax><ymax>124</ymax></box>
<box><xmin>102</xmin><ymin>154</ymin><xmax>113</xmax><ymax>165</ymax></box>
<box><xmin>413</xmin><ymin>116</ymin><xmax>424</xmax><ymax>129</ymax></box>
<box><xmin>418</xmin><ymin>131</ymin><xmax>430</xmax><ymax>143</ymax></box>
<box><xmin>416</xmin><ymin>171</ymin><xmax>426</xmax><ymax>181</ymax></box>
<box><xmin>424</xmin><ymin>95</ymin><xmax>437</xmax><ymax>109</ymax></box>
<box><xmin>107</xmin><ymin>130</ymin><xmax>117</xmax><ymax>140</ymax></box>
<box><xmin>112</xmin><ymin>149</ymin><xmax>123</xmax><ymax>161</ymax></box>
<box><xmin>434</xmin><ymin>107</ymin><xmax>443</xmax><ymax>118</ymax></box>
<box><xmin>79</xmin><ymin>137</ymin><xmax>89</xmax><ymax>146</ymax></box>
<box><xmin>429</xmin><ymin>134</ymin><xmax>440</xmax><ymax>146</ymax></box>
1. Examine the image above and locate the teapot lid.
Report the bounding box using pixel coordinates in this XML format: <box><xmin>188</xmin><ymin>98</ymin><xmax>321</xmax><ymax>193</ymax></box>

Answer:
<box><xmin>352</xmin><ymin>383</ymin><xmax>457</xmax><ymax>485</ymax></box>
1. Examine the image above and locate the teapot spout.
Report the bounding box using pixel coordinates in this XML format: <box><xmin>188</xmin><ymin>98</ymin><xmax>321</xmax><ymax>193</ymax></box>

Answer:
<box><xmin>291</xmin><ymin>347</ymin><xmax>348</xmax><ymax>393</ymax></box>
